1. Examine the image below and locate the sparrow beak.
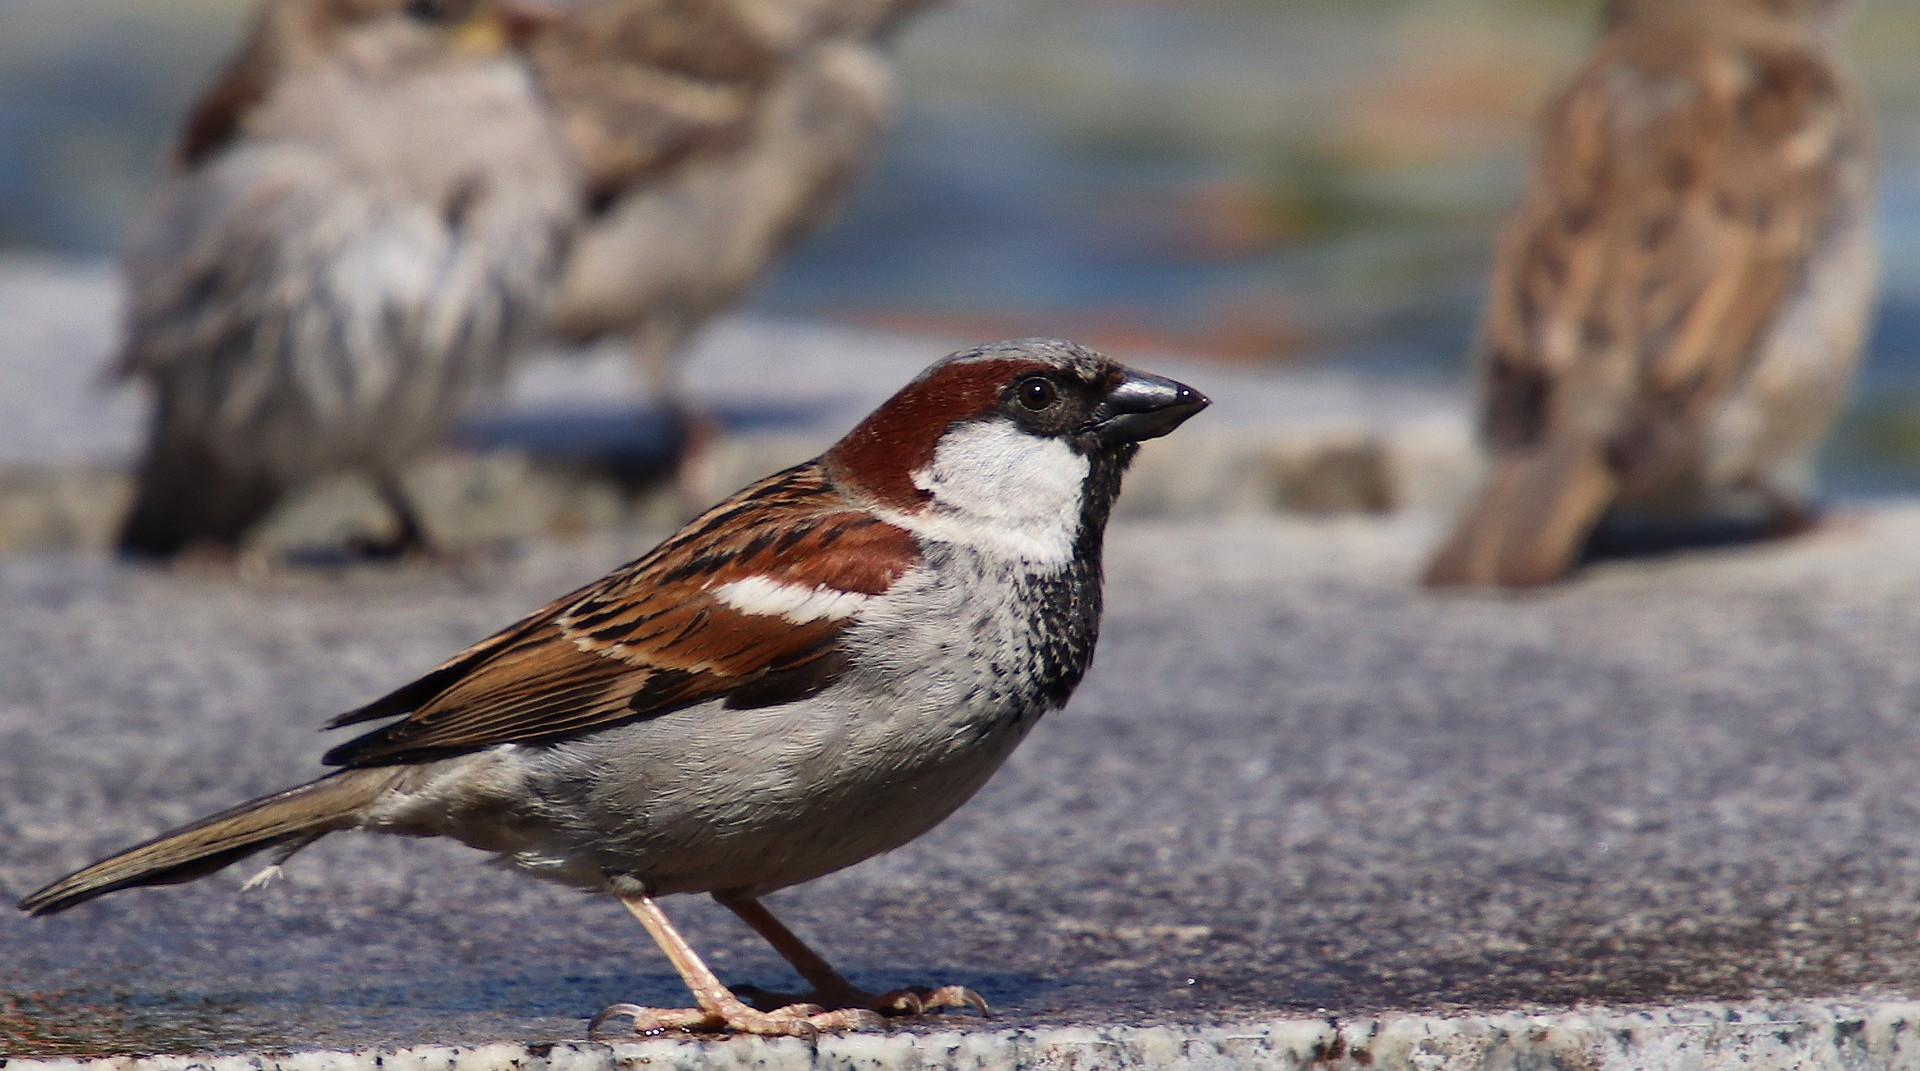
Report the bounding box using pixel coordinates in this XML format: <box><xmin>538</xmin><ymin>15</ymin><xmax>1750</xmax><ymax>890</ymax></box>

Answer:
<box><xmin>1086</xmin><ymin>368</ymin><xmax>1210</xmax><ymax>445</ymax></box>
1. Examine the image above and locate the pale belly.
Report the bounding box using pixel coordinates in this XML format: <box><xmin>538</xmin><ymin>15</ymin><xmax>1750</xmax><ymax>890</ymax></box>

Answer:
<box><xmin>369</xmin><ymin>684</ymin><xmax>1044</xmax><ymax>896</ymax></box>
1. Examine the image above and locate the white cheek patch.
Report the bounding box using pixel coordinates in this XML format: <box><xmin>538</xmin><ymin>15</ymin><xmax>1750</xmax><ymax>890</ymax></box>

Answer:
<box><xmin>888</xmin><ymin>419</ymin><xmax>1089</xmax><ymax>566</ymax></box>
<box><xmin>711</xmin><ymin>577</ymin><xmax>872</xmax><ymax>624</ymax></box>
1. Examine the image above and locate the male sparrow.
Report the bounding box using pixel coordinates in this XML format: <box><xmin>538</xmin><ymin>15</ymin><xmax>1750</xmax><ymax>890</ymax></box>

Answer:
<box><xmin>19</xmin><ymin>339</ymin><xmax>1208</xmax><ymax>1037</ymax></box>
<box><xmin>1423</xmin><ymin>0</ymin><xmax>1877</xmax><ymax>587</ymax></box>
<box><xmin>114</xmin><ymin>0</ymin><xmax>579</xmax><ymax>559</ymax></box>
<box><xmin>534</xmin><ymin>0</ymin><xmax>935</xmax><ymax>398</ymax></box>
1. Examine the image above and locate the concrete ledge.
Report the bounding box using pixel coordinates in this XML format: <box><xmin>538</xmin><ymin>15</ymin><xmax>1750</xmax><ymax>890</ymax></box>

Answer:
<box><xmin>7</xmin><ymin>1002</ymin><xmax>1917</xmax><ymax>1071</ymax></box>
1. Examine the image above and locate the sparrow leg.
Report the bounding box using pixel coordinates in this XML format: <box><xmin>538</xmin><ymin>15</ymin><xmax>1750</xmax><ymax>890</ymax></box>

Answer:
<box><xmin>342</xmin><ymin>473</ymin><xmax>437</xmax><ymax>560</ymax></box>
<box><xmin>590</xmin><ymin>882</ymin><xmax>883</xmax><ymax>1037</ymax></box>
<box><xmin>715</xmin><ymin>891</ymin><xmax>989</xmax><ymax>1019</ymax></box>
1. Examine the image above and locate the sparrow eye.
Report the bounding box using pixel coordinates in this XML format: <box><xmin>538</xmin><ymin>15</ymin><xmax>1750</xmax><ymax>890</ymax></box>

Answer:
<box><xmin>1017</xmin><ymin>377</ymin><xmax>1057</xmax><ymax>412</ymax></box>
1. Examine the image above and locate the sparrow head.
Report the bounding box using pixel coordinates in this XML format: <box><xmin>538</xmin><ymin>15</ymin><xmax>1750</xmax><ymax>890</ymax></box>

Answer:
<box><xmin>176</xmin><ymin>0</ymin><xmax>554</xmax><ymax>166</ymax></box>
<box><xmin>826</xmin><ymin>338</ymin><xmax>1207</xmax><ymax>565</ymax></box>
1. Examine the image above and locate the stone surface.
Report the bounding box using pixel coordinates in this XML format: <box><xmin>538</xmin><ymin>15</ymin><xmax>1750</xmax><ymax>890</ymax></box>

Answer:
<box><xmin>0</xmin><ymin>256</ymin><xmax>1476</xmax><ymax>554</ymax></box>
<box><xmin>7</xmin><ymin>1003</ymin><xmax>1920</xmax><ymax>1071</ymax></box>
<box><xmin>5</xmin><ymin>506</ymin><xmax>1920</xmax><ymax>1062</ymax></box>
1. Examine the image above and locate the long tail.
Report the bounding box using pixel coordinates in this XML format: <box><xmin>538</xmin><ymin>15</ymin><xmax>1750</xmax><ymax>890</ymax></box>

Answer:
<box><xmin>18</xmin><ymin>769</ymin><xmax>398</xmax><ymax>916</ymax></box>
<box><xmin>1423</xmin><ymin>441</ymin><xmax>1619</xmax><ymax>588</ymax></box>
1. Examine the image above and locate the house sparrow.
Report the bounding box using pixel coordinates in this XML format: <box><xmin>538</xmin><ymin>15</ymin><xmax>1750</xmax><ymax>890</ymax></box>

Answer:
<box><xmin>1423</xmin><ymin>0</ymin><xmax>1877</xmax><ymax>587</ymax></box>
<box><xmin>114</xmin><ymin>0</ymin><xmax>579</xmax><ymax>559</ymax></box>
<box><xmin>18</xmin><ymin>339</ymin><xmax>1208</xmax><ymax>1036</ymax></box>
<box><xmin>533</xmin><ymin>0</ymin><xmax>935</xmax><ymax>398</ymax></box>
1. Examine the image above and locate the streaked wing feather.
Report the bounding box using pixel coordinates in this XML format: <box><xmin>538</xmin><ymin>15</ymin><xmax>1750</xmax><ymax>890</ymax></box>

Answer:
<box><xmin>1479</xmin><ymin>13</ymin><xmax>1850</xmax><ymax>452</ymax></box>
<box><xmin>324</xmin><ymin>602</ymin><xmax>567</xmax><ymax>729</ymax></box>
<box><xmin>323</xmin><ymin>462</ymin><xmax>918</xmax><ymax>767</ymax></box>
<box><xmin>530</xmin><ymin>0</ymin><xmax>784</xmax><ymax>202</ymax></box>
<box><xmin>177</xmin><ymin>49</ymin><xmax>272</xmax><ymax>167</ymax></box>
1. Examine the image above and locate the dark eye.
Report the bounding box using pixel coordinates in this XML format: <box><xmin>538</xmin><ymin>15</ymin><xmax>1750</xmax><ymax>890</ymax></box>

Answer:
<box><xmin>1017</xmin><ymin>377</ymin><xmax>1057</xmax><ymax>411</ymax></box>
<box><xmin>405</xmin><ymin>0</ymin><xmax>446</xmax><ymax>20</ymax></box>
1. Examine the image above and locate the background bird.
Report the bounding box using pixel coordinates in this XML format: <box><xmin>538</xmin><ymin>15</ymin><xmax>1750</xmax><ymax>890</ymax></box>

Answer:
<box><xmin>117</xmin><ymin>0</ymin><xmax>935</xmax><ymax>560</ymax></box>
<box><xmin>1423</xmin><ymin>0</ymin><xmax>1877</xmax><ymax>588</ymax></box>
<box><xmin>114</xmin><ymin>0</ymin><xmax>579</xmax><ymax>560</ymax></box>
<box><xmin>533</xmin><ymin>0</ymin><xmax>937</xmax><ymax>399</ymax></box>
<box><xmin>20</xmin><ymin>339</ymin><xmax>1208</xmax><ymax>1037</ymax></box>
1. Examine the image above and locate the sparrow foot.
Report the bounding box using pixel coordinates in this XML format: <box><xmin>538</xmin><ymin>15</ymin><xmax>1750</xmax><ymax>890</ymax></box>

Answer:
<box><xmin>603</xmin><ymin>887</ymin><xmax>886</xmax><ymax>1037</ymax></box>
<box><xmin>713</xmin><ymin>892</ymin><xmax>990</xmax><ymax>1021</ymax></box>
<box><xmin>588</xmin><ymin>997</ymin><xmax>883</xmax><ymax>1038</ymax></box>
<box><xmin>734</xmin><ymin>981</ymin><xmax>988</xmax><ymax>1018</ymax></box>
<box><xmin>340</xmin><ymin>472</ymin><xmax>439</xmax><ymax>561</ymax></box>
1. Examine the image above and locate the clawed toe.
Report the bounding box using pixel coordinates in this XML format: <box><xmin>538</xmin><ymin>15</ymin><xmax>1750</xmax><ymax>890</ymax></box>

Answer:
<box><xmin>807</xmin><ymin>1006</ymin><xmax>888</xmax><ymax>1031</ymax></box>
<box><xmin>589</xmin><ymin>999</ymin><xmax>881</xmax><ymax>1038</ymax></box>
<box><xmin>590</xmin><ymin>1002</ymin><xmax>708</xmax><ymax>1037</ymax></box>
<box><xmin>875</xmin><ymin>984</ymin><xmax>990</xmax><ymax>1017</ymax></box>
<box><xmin>736</xmin><ymin>981</ymin><xmax>988</xmax><ymax>1020</ymax></box>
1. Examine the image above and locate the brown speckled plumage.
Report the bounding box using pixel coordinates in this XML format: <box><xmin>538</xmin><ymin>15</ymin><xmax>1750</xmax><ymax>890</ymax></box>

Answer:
<box><xmin>537</xmin><ymin>0</ymin><xmax>937</xmax><ymax>393</ymax></box>
<box><xmin>118</xmin><ymin>0</ymin><xmax>936</xmax><ymax>558</ymax></box>
<box><xmin>116</xmin><ymin>0</ymin><xmax>579</xmax><ymax>558</ymax></box>
<box><xmin>1425</xmin><ymin>0</ymin><xmax>1877</xmax><ymax>587</ymax></box>
<box><xmin>321</xmin><ymin>462</ymin><xmax>918</xmax><ymax>766</ymax></box>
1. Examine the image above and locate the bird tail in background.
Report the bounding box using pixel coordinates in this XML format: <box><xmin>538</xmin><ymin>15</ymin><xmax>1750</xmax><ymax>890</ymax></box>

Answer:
<box><xmin>17</xmin><ymin>769</ymin><xmax>397</xmax><ymax>917</ymax></box>
<box><xmin>116</xmin><ymin>421</ymin><xmax>286</xmax><ymax>559</ymax></box>
<box><xmin>1423</xmin><ymin>441</ymin><xmax>1619</xmax><ymax>588</ymax></box>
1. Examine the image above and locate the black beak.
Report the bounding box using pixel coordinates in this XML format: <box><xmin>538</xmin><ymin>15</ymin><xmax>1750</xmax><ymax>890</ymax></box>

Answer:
<box><xmin>1086</xmin><ymin>367</ymin><xmax>1210</xmax><ymax>445</ymax></box>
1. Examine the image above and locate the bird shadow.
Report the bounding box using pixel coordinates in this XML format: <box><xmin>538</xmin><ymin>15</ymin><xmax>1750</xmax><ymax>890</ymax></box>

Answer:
<box><xmin>1578</xmin><ymin>508</ymin><xmax>1821</xmax><ymax>564</ymax></box>
<box><xmin>9</xmin><ymin>964</ymin><xmax>1070</xmax><ymax>1056</ymax></box>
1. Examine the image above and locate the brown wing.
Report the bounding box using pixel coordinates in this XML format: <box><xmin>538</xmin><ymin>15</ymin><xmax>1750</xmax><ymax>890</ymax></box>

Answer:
<box><xmin>322</xmin><ymin>461</ymin><xmax>919</xmax><ymax>766</ymax></box>
<box><xmin>1477</xmin><ymin>7</ymin><xmax>1860</xmax><ymax>462</ymax></box>
<box><xmin>172</xmin><ymin>0</ymin><xmax>366</xmax><ymax>166</ymax></box>
<box><xmin>528</xmin><ymin>0</ymin><xmax>941</xmax><ymax>207</ymax></box>
<box><xmin>172</xmin><ymin>0</ymin><xmax>296</xmax><ymax>170</ymax></box>
<box><xmin>177</xmin><ymin>53</ymin><xmax>273</xmax><ymax>167</ymax></box>
<box><xmin>528</xmin><ymin>0</ymin><xmax>790</xmax><ymax>205</ymax></box>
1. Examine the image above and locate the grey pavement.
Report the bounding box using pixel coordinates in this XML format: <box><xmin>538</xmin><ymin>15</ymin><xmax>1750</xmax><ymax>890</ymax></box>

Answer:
<box><xmin>7</xmin><ymin>505</ymin><xmax>1920</xmax><ymax>1066</ymax></box>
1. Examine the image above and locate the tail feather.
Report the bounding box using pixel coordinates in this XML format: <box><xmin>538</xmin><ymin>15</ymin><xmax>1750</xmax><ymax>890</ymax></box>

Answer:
<box><xmin>1424</xmin><ymin>442</ymin><xmax>1619</xmax><ymax>588</ymax></box>
<box><xmin>17</xmin><ymin>769</ymin><xmax>398</xmax><ymax>916</ymax></box>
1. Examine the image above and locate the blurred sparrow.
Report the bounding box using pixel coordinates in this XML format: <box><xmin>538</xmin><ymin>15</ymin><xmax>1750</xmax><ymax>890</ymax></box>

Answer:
<box><xmin>114</xmin><ymin>0</ymin><xmax>579</xmax><ymax>559</ymax></box>
<box><xmin>1424</xmin><ymin>0</ymin><xmax>1876</xmax><ymax>587</ymax></box>
<box><xmin>20</xmin><ymin>339</ymin><xmax>1208</xmax><ymax>1037</ymax></box>
<box><xmin>533</xmin><ymin>0</ymin><xmax>936</xmax><ymax>398</ymax></box>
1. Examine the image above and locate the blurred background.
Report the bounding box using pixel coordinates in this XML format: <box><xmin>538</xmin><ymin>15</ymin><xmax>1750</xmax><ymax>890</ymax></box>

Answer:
<box><xmin>1</xmin><ymin>0</ymin><xmax>1917</xmax><ymax>490</ymax></box>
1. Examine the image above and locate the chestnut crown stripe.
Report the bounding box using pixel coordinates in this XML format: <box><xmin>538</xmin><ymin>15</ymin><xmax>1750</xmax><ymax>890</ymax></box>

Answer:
<box><xmin>827</xmin><ymin>357</ymin><xmax>1049</xmax><ymax>511</ymax></box>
